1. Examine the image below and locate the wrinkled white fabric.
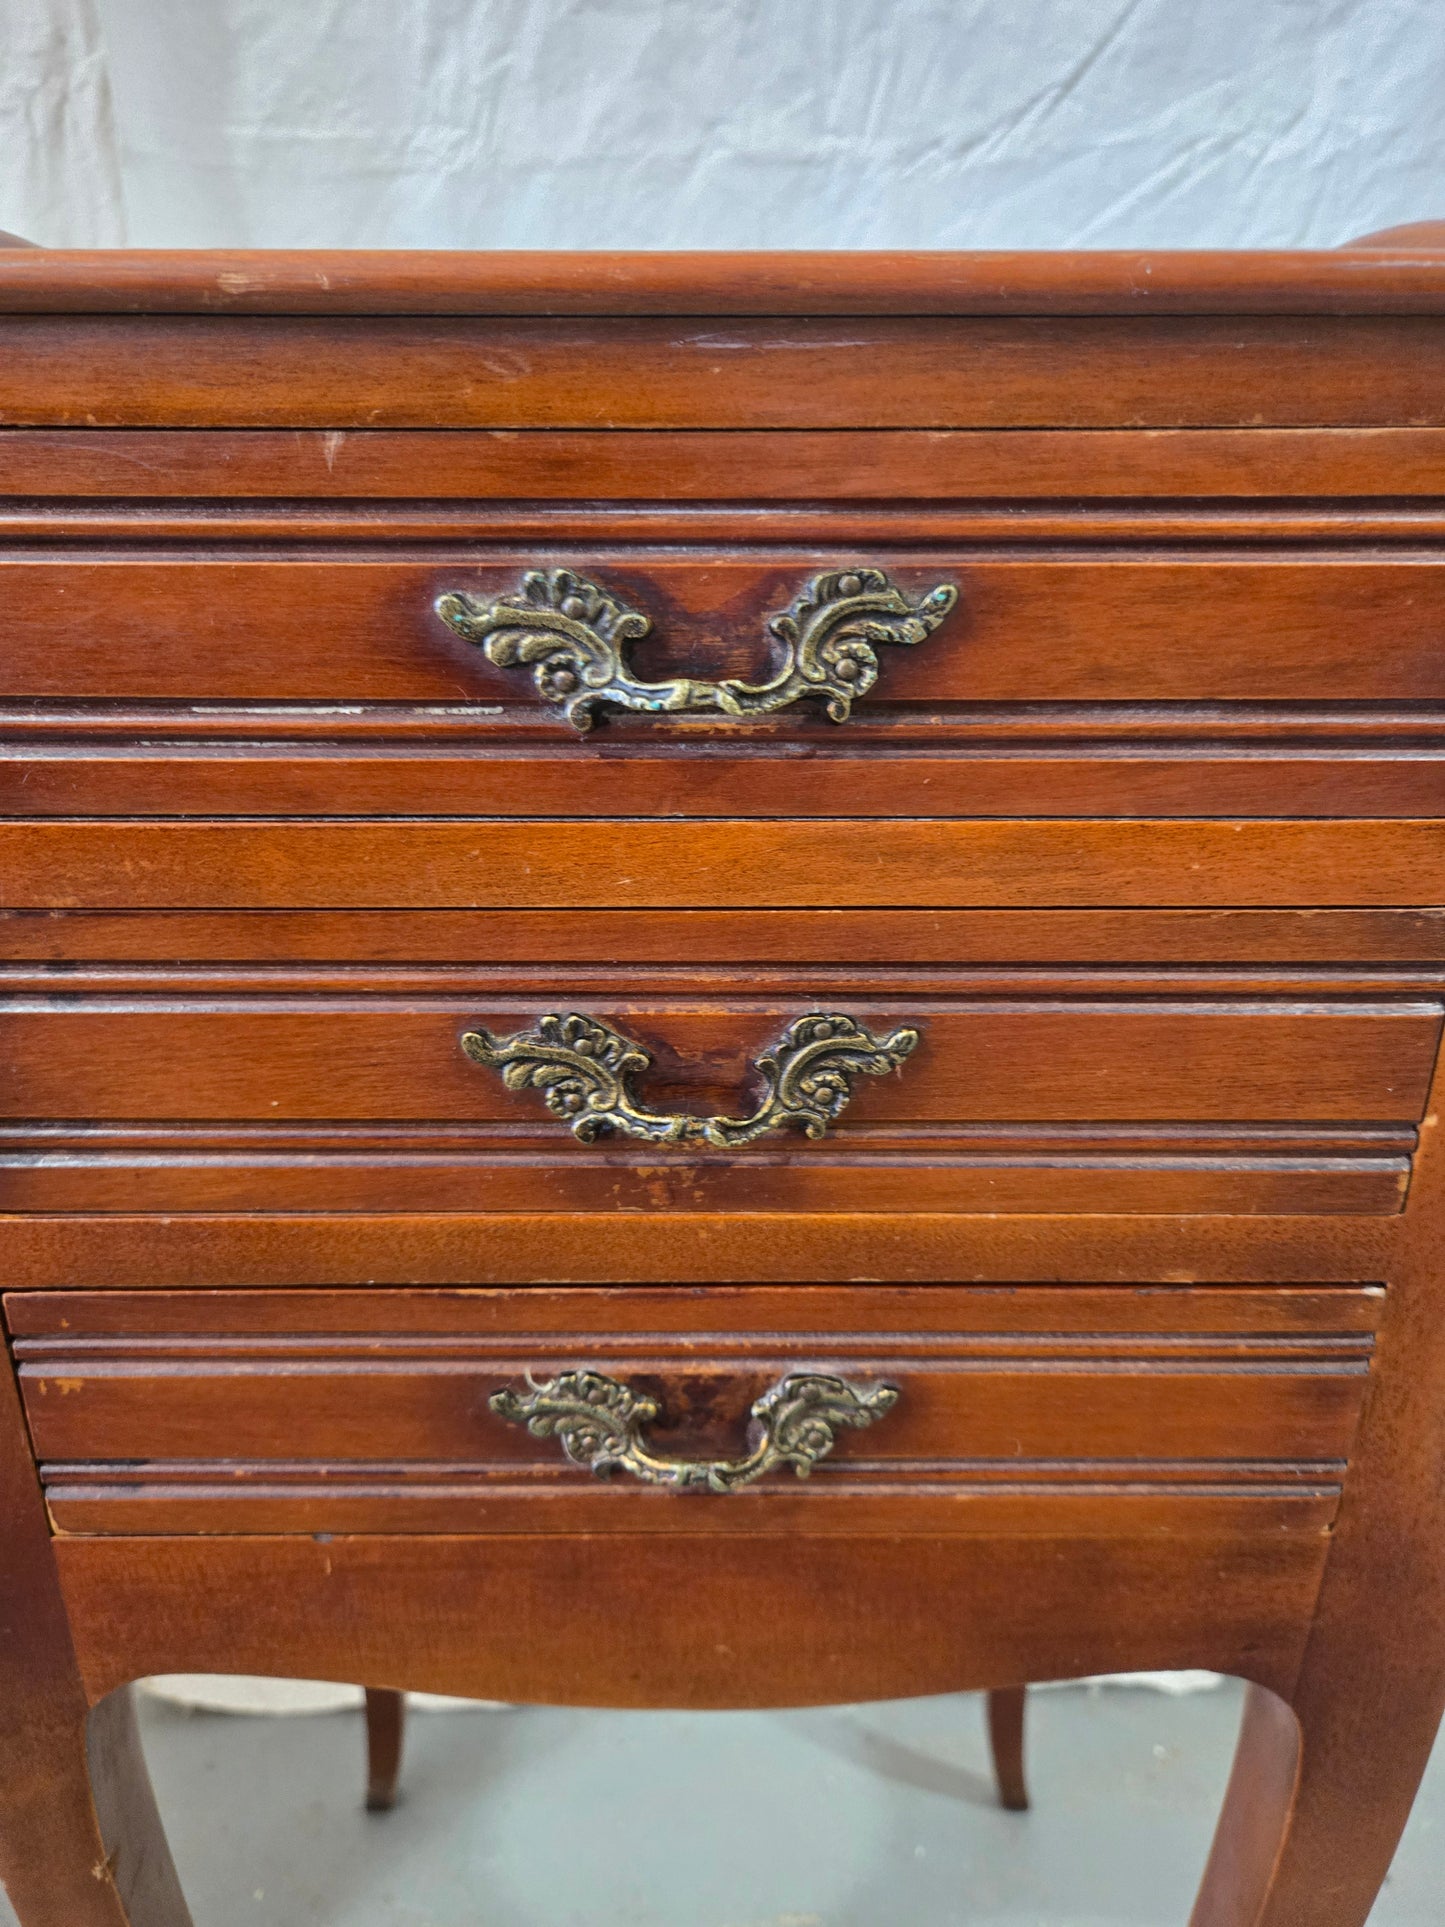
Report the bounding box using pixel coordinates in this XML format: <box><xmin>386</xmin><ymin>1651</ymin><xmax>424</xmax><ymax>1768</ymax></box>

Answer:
<box><xmin>1</xmin><ymin>0</ymin><xmax>1441</xmax><ymax>249</ymax></box>
<box><xmin>1</xmin><ymin>0</ymin><xmax>125</xmax><ymax>242</ymax></box>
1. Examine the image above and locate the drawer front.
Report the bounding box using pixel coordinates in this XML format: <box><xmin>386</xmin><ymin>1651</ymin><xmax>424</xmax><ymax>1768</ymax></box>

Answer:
<box><xmin>0</xmin><ymin>976</ymin><xmax>1434</xmax><ymax>1215</ymax></box>
<box><xmin>8</xmin><ymin>1284</ymin><xmax>1381</xmax><ymax>1538</ymax></box>
<box><xmin>8</xmin><ymin>548</ymin><xmax>1443</xmax><ymax>823</ymax></box>
<box><xmin>5</xmin><ymin>551</ymin><xmax>1445</xmax><ymax>707</ymax></box>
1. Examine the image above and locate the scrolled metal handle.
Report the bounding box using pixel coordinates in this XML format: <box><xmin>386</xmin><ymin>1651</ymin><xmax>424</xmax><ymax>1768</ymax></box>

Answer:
<box><xmin>434</xmin><ymin>566</ymin><xmax>957</xmax><ymax>729</ymax></box>
<box><xmin>461</xmin><ymin>1010</ymin><xmax>919</xmax><ymax>1148</ymax></box>
<box><xmin>489</xmin><ymin>1368</ymin><xmax>899</xmax><ymax>1493</ymax></box>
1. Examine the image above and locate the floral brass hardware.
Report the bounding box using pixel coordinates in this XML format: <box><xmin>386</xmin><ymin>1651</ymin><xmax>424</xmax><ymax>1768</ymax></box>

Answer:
<box><xmin>433</xmin><ymin>566</ymin><xmax>958</xmax><ymax>729</ymax></box>
<box><xmin>489</xmin><ymin>1368</ymin><xmax>900</xmax><ymax>1493</ymax></box>
<box><xmin>461</xmin><ymin>1010</ymin><xmax>919</xmax><ymax>1148</ymax></box>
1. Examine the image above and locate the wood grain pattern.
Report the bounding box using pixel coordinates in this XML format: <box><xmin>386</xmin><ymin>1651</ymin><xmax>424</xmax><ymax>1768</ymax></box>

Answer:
<box><xmin>0</xmin><ymin>1147</ymin><xmax>1407</xmax><ymax>1218</ymax></box>
<box><xmin>8</xmin><ymin>426</ymin><xmax>1445</xmax><ymax>498</ymax></box>
<box><xmin>5</xmin><ymin>241</ymin><xmax>1445</xmax><ymax>1925</ymax></box>
<box><xmin>32</xmin><ymin>1480</ymin><xmax>1352</xmax><ymax>1541</ymax></box>
<box><xmin>3</xmin><ymin>977</ymin><xmax>1425</xmax><ymax>1215</ymax></box>
<box><xmin>1189</xmin><ymin>936</ymin><xmax>1445</xmax><ymax>1926</ymax></box>
<box><xmin>55</xmin><ymin>1531</ymin><xmax>1327</xmax><ymax>1711</ymax></box>
<box><xmin>23</xmin><ymin>1360</ymin><xmax>1370</xmax><ymax>1496</ymax></box>
<box><xmin>0</xmin><ymin>1209</ymin><xmax>1398</xmax><ymax>1290</ymax></box>
<box><xmin>7</xmin><ymin>552</ymin><xmax>1445</xmax><ymax>705</ymax></box>
<box><xmin>10</xmin><ymin>504</ymin><xmax>1445</xmax><ymax>548</ymax></box>
<box><xmin>5</xmin><ymin>316</ymin><xmax>1445</xmax><ymax>428</ymax></box>
<box><xmin>0</xmin><ymin>991</ymin><xmax>1431</xmax><ymax>1121</ymax></box>
<box><xmin>5</xmin><ymin>817</ymin><xmax>1445</xmax><ymax>909</ymax></box>
<box><xmin>2</xmin><ymin>907</ymin><xmax>1440</xmax><ymax>965</ymax></box>
<box><xmin>11</xmin><ymin>740</ymin><xmax>1445</xmax><ymax>821</ymax></box>
<box><xmin>16</xmin><ymin>1282</ymin><xmax>1378</xmax><ymax>1537</ymax></box>
<box><xmin>2</xmin><ymin>247</ymin><xmax>1444</xmax><ymax>315</ymax></box>
<box><xmin>0</xmin><ymin>1329</ymin><xmax>190</xmax><ymax>1926</ymax></box>
<box><xmin>8</xmin><ymin>1283</ymin><xmax>1383</xmax><ymax>1338</ymax></box>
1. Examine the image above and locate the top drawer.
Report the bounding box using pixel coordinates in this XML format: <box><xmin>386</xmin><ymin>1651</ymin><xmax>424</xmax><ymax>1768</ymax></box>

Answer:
<box><xmin>4</xmin><ymin>314</ymin><xmax>1445</xmax><ymax>427</ymax></box>
<box><xmin>6</xmin><ymin>550</ymin><xmax>1445</xmax><ymax>710</ymax></box>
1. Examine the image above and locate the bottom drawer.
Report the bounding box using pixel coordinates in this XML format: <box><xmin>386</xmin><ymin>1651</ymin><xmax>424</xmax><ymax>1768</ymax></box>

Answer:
<box><xmin>7</xmin><ymin>1284</ymin><xmax>1379</xmax><ymax>1538</ymax></box>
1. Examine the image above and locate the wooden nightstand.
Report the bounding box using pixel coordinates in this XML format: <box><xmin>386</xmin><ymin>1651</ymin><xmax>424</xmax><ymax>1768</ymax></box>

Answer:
<box><xmin>2</xmin><ymin>240</ymin><xmax>1445</xmax><ymax>1926</ymax></box>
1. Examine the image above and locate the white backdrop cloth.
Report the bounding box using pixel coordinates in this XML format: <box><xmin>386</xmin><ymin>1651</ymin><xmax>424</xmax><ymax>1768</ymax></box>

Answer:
<box><xmin>3</xmin><ymin>0</ymin><xmax>1443</xmax><ymax>249</ymax></box>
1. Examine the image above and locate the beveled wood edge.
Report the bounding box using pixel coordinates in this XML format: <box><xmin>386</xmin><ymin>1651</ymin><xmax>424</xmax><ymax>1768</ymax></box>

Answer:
<box><xmin>2</xmin><ymin>909</ymin><xmax>1441</xmax><ymax>969</ymax></box>
<box><xmin>6</xmin><ymin>1281</ymin><xmax>1387</xmax><ymax>1335</ymax></box>
<box><xmin>7</xmin><ymin>426</ymin><xmax>1445</xmax><ymax>508</ymax></box>
<box><xmin>3</xmin><ymin>248</ymin><xmax>1445</xmax><ymax>315</ymax></box>
<box><xmin>9</xmin><ymin>511</ymin><xmax>1445</xmax><ymax>548</ymax></box>
<box><xmin>39</xmin><ymin>1489</ymin><xmax>1351</xmax><ymax>1541</ymax></box>
<box><xmin>0</xmin><ymin>1210</ymin><xmax>1399</xmax><ymax>1287</ymax></box>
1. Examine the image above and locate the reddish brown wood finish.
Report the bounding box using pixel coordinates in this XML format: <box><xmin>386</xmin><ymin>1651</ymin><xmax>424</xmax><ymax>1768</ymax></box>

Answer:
<box><xmin>1187</xmin><ymin>1043</ymin><xmax>1445</xmax><ymax>1923</ymax></box>
<box><xmin>987</xmin><ymin>1687</ymin><xmax>1029</xmax><ymax>1811</ymax></box>
<box><xmin>6</xmin><ymin>315</ymin><xmax>1445</xmax><ymax>429</ymax></box>
<box><xmin>1</xmin><ymin>906</ymin><xmax>1440</xmax><ymax>965</ymax></box>
<box><xmin>12</xmin><ymin>741</ymin><xmax>1445</xmax><ymax>823</ymax></box>
<box><xmin>7</xmin><ymin>551</ymin><xmax>1445</xmax><ymax>707</ymax></box>
<box><xmin>7</xmin><ymin>816</ymin><xmax>1445</xmax><ymax>911</ymax></box>
<box><xmin>0</xmin><ymin>1206</ymin><xmax>1399</xmax><ymax>1289</ymax></box>
<box><xmin>0</xmin><ymin>972</ymin><xmax>1429</xmax><ymax>1217</ymax></box>
<box><xmin>11</xmin><ymin>1284</ymin><xmax>1380</xmax><ymax>1538</ymax></box>
<box><xmin>1342</xmin><ymin>222</ymin><xmax>1445</xmax><ymax>251</ymax></box>
<box><xmin>55</xmin><ymin>1531</ymin><xmax>1327</xmax><ymax>1713</ymax></box>
<box><xmin>0</xmin><ymin>1324</ymin><xmax>189</xmax><ymax>1924</ymax></box>
<box><xmin>9</xmin><ymin>426</ymin><xmax>1445</xmax><ymax>497</ymax></box>
<box><xmin>3</xmin><ymin>247</ymin><xmax>1445</xmax><ymax>314</ymax></box>
<box><xmin>3</xmin><ymin>248</ymin><xmax>1445</xmax><ymax>1927</ymax></box>
<box><xmin>0</xmin><ymin>986</ymin><xmax>1429</xmax><ymax>1120</ymax></box>
<box><xmin>363</xmin><ymin>1690</ymin><xmax>404</xmax><ymax>1814</ymax></box>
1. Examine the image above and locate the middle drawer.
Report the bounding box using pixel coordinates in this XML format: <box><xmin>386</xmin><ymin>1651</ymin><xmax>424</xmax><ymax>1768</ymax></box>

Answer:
<box><xmin>0</xmin><ymin>972</ymin><xmax>1436</xmax><ymax>1215</ymax></box>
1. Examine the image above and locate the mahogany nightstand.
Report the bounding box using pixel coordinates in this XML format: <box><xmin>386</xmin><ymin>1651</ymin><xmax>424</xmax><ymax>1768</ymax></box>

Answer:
<box><xmin>2</xmin><ymin>237</ymin><xmax>1445</xmax><ymax>1926</ymax></box>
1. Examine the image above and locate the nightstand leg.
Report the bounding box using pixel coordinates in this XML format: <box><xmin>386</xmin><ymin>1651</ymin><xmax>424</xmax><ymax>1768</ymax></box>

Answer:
<box><xmin>1190</xmin><ymin>1674</ymin><xmax>1436</xmax><ymax>1927</ymax></box>
<box><xmin>1192</xmin><ymin>1095</ymin><xmax>1445</xmax><ymax>1927</ymax></box>
<box><xmin>985</xmin><ymin>1686</ymin><xmax>1029</xmax><ymax>1810</ymax></box>
<box><xmin>364</xmin><ymin>1689</ymin><xmax>405</xmax><ymax>1811</ymax></box>
<box><xmin>0</xmin><ymin>1688</ymin><xmax>192</xmax><ymax>1927</ymax></box>
<box><xmin>0</xmin><ymin>1348</ymin><xmax>191</xmax><ymax>1924</ymax></box>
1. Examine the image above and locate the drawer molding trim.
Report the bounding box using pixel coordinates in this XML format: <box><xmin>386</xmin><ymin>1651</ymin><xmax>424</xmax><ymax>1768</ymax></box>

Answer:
<box><xmin>461</xmin><ymin>1008</ymin><xmax>920</xmax><ymax>1147</ymax></box>
<box><xmin>488</xmin><ymin>1367</ymin><xmax>900</xmax><ymax>1493</ymax></box>
<box><xmin>434</xmin><ymin>566</ymin><xmax>958</xmax><ymax>728</ymax></box>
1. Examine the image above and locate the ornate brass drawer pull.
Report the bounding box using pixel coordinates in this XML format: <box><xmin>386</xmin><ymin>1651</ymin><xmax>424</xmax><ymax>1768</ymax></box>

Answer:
<box><xmin>490</xmin><ymin>1368</ymin><xmax>900</xmax><ymax>1493</ymax></box>
<box><xmin>434</xmin><ymin>566</ymin><xmax>957</xmax><ymax>729</ymax></box>
<box><xmin>461</xmin><ymin>1010</ymin><xmax>919</xmax><ymax>1147</ymax></box>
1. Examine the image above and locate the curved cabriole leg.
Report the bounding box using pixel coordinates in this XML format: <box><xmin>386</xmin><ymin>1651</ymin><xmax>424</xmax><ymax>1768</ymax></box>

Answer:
<box><xmin>0</xmin><ymin>1686</ymin><xmax>191</xmax><ymax>1927</ymax></box>
<box><xmin>985</xmin><ymin>1686</ymin><xmax>1029</xmax><ymax>1811</ymax></box>
<box><xmin>0</xmin><ymin>1335</ymin><xmax>191</xmax><ymax>1925</ymax></box>
<box><xmin>1191</xmin><ymin>1674</ymin><xmax>1438</xmax><ymax>1926</ymax></box>
<box><xmin>364</xmin><ymin>1689</ymin><xmax>405</xmax><ymax>1812</ymax></box>
<box><xmin>1191</xmin><ymin>1084</ymin><xmax>1445</xmax><ymax>1924</ymax></box>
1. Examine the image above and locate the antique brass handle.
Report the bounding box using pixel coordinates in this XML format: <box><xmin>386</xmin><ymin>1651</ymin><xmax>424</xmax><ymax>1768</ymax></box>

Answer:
<box><xmin>461</xmin><ymin>1010</ymin><xmax>919</xmax><ymax>1147</ymax></box>
<box><xmin>489</xmin><ymin>1368</ymin><xmax>900</xmax><ymax>1493</ymax></box>
<box><xmin>434</xmin><ymin>566</ymin><xmax>957</xmax><ymax>729</ymax></box>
